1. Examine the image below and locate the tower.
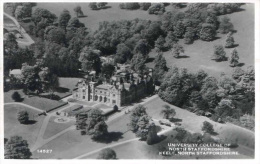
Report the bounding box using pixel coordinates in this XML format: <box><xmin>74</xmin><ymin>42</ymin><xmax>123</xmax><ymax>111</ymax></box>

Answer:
<box><xmin>89</xmin><ymin>81</ymin><xmax>96</xmax><ymax>102</ymax></box>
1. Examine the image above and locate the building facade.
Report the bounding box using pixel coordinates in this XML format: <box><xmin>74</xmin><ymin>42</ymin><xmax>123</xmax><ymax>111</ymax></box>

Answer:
<box><xmin>73</xmin><ymin>69</ymin><xmax>154</xmax><ymax>107</ymax></box>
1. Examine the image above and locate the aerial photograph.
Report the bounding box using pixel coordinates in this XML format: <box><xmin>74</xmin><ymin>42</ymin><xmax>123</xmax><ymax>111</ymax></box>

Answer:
<box><xmin>3</xmin><ymin>2</ymin><xmax>255</xmax><ymax>160</ymax></box>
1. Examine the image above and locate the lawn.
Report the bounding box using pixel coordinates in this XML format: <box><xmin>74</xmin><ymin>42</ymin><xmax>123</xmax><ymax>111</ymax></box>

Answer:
<box><xmin>33</xmin><ymin>3</ymin><xmax>160</xmax><ymax>32</ymax></box>
<box><xmin>144</xmin><ymin>97</ymin><xmax>255</xmax><ymax>150</ymax></box>
<box><xmin>32</xmin><ymin>112</ymin><xmax>135</xmax><ymax>159</ymax></box>
<box><xmin>147</xmin><ymin>4</ymin><xmax>255</xmax><ymax>78</ymax></box>
<box><xmin>4</xmin><ymin>89</ymin><xmax>68</xmax><ymax>111</ymax></box>
<box><xmin>42</xmin><ymin>116</ymin><xmax>75</xmax><ymax>139</ymax></box>
<box><xmin>4</xmin><ymin>104</ymin><xmax>45</xmax><ymax>148</ymax></box>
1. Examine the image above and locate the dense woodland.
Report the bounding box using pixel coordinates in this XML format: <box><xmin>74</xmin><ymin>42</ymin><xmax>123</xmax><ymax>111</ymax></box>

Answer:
<box><xmin>4</xmin><ymin>3</ymin><xmax>254</xmax><ymax>130</ymax></box>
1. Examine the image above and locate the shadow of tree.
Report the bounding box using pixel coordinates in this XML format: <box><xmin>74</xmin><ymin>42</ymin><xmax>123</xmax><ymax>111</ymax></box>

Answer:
<box><xmin>236</xmin><ymin>63</ymin><xmax>245</xmax><ymax>67</ymax></box>
<box><xmin>148</xmin><ymin>135</ymin><xmax>167</xmax><ymax>145</ymax></box>
<box><xmin>24</xmin><ymin>120</ymin><xmax>37</xmax><ymax>125</ymax></box>
<box><xmin>210</xmin><ymin>131</ymin><xmax>219</xmax><ymax>136</ymax></box>
<box><xmin>170</xmin><ymin>118</ymin><xmax>182</xmax><ymax>123</ymax></box>
<box><xmin>56</xmin><ymin>87</ymin><xmax>70</xmax><ymax>93</ymax></box>
<box><xmin>94</xmin><ymin>131</ymin><xmax>124</xmax><ymax>144</ymax></box>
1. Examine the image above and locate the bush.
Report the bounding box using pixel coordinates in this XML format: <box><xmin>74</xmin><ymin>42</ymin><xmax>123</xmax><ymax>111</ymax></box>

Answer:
<box><xmin>202</xmin><ymin>121</ymin><xmax>214</xmax><ymax>134</ymax></box>
<box><xmin>212</xmin><ymin>45</ymin><xmax>227</xmax><ymax>62</ymax></box>
<box><xmin>17</xmin><ymin>110</ymin><xmax>29</xmax><ymax>124</ymax></box>
<box><xmin>12</xmin><ymin>91</ymin><xmax>22</xmax><ymax>102</ymax></box>
<box><xmin>97</xmin><ymin>148</ymin><xmax>117</xmax><ymax>159</ymax></box>
<box><xmin>218</xmin><ymin>16</ymin><xmax>234</xmax><ymax>34</ymax></box>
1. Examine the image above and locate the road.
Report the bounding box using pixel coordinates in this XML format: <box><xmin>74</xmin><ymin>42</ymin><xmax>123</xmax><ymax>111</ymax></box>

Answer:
<box><xmin>4</xmin><ymin>12</ymin><xmax>35</xmax><ymax>46</ymax></box>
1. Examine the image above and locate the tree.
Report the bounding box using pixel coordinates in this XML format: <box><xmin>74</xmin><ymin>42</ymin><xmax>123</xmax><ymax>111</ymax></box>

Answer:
<box><xmin>115</xmin><ymin>43</ymin><xmax>133</xmax><ymax>64</ymax></box>
<box><xmin>97</xmin><ymin>148</ymin><xmax>117</xmax><ymax>159</ymax></box>
<box><xmin>136</xmin><ymin>115</ymin><xmax>151</xmax><ymax>140</ymax></box>
<box><xmin>225</xmin><ymin>32</ymin><xmax>235</xmax><ymax>48</ymax></box>
<box><xmin>130</xmin><ymin>53</ymin><xmax>146</xmax><ymax>75</ymax></box>
<box><xmin>79</xmin><ymin>47</ymin><xmax>101</xmax><ymax>74</ymax></box>
<box><xmin>74</xmin><ymin>6</ymin><xmax>84</xmax><ymax>17</ymax></box>
<box><xmin>97</xmin><ymin>3</ymin><xmax>108</xmax><ymax>9</ymax></box>
<box><xmin>4</xmin><ymin>33</ymin><xmax>18</xmax><ymax>51</ymax></box>
<box><xmin>190</xmin><ymin>91</ymin><xmax>202</xmax><ymax>105</ymax></box>
<box><xmin>232</xmin><ymin>67</ymin><xmax>244</xmax><ymax>81</ymax></box>
<box><xmin>202</xmin><ymin>121</ymin><xmax>214</xmax><ymax>134</ymax></box>
<box><xmin>174</xmin><ymin>21</ymin><xmax>185</xmax><ymax>38</ymax></box>
<box><xmin>154</xmin><ymin>35</ymin><xmax>165</xmax><ymax>52</ymax></box>
<box><xmin>200</xmin><ymin>23</ymin><xmax>216</xmax><ymax>41</ymax></box>
<box><xmin>4</xmin><ymin>136</ymin><xmax>32</xmax><ymax>159</ymax></box>
<box><xmin>12</xmin><ymin>91</ymin><xmax>21</xmax><ymax>102</ymax></box>
<box><xmin>67</xmin><ymin>17</ymin><xmax>85</xmax><ymax>30</ymax></box>
<box><xmin>85</xmin><ymin>108</ymin><xmax>108</xmax><ymax>140</ymax></box>
<box><xmin>229</xmin><ymin>48</ymin><xmax>239</xmax><ymax>67</ymax></box>
<box><xmin>146</xmin><ymin>123</ymin><xmax>158</xmax><ymax>145</ymax></box>
<box><xmin>75</xmin><ymin>112</ymin><xmax>88</xmax><ymax>131</ymax></box>
<box><xmin>184</xmin><ymin>27</ymin><xmax>196</xmax><ymax>44</ymax></box>
<box><xmin>119</xmin><ymin>3</ymin><xmax>140</xmax><ymax>10</ymax></box>
<box><xmin>148</xmin><ymin>3</ymin><xmax>165</xmax><ymax>15</ymax></box>
<box><xmin>129</xmin><ymin>105</ymin><xmax>148</xmax><ymax>132</ymax></box>
<box><xmin>44</xmin><ymin>26</ymin><xmax>66</xmax><ymax>45</ymax></box>
<box><xmin>17</xmin><ymin>110</ymin><xmax>29</xmax><ymax>124</ymax></box>
<box><xmin>153</xmin><ymin>52</ymin><xmax>168</xmax><ymax>84</ymax></box>
<box><xmin>32</xmin><ymin>8</ymin><xmax>56</xmax><ymax>26</ymax></box>
<box><xmin>161</xmin><ymin>105</ymin><xmax>176</xmax><ymax>119</ymax></box>
<box><xmin>89</xmin><ymin>2</ymin><xmax>98</xmax><ymax>10</ymax></box>
<box><xmin>21</xmin><ymin>63</ymin><xmax>42</xmax><ymax>94</ymax></box>
<box><xmin>58</xmin><ymin>9</ymin><xmax>71</xmax><ymax>31</ymax></box>
<box><xmin>218</xmin><ymin>16</ymin><xmax>234</xmax><ymax>34</ymax></box>
<box><xmin>164</xmin><ymin>31</ymin><xmax>178</xmax><ymax>49</ymax></box>
<box><xmin>101</xmin><ymin>63</ymin><xmax>115</xmax><ymax>80</ymax></box>
<box><xmin>212</xmin><ymin>45</ymin><xmax>227</xmax><ymax>62</ymax></box>
<box><xmin>134</xmin><ymin>39</ymin><xmax>151</xmax><ymax>60</ymax></box>
<box><xmin>47</xmin><ymin>74</ymin><xmax>59</xmax><ymax>99</ymax></box>
<box><xmin>171</xmin><ymin>43</ymin><xmax>184</xmax><ymax>58</ymax></box>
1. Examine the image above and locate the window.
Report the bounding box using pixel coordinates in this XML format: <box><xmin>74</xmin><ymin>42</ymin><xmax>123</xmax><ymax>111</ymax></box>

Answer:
<box><xmin>90</xmin><ymin>95</ymin><xmax>92</xmax><ymax>99</ymax></box>
<box><xmin>112</xmin><ymin>100</ymin><xmax>116</xmax><ymax>104</ymax></box>
<box><xmin>113</xmin><ymin>94</ymin><xmax>115</xmax><ymax>97</ymax></box>
<box><xmin>83</xmin><ymin>96</ymin><xmax>85</xmax><ymax>99</ymax></box>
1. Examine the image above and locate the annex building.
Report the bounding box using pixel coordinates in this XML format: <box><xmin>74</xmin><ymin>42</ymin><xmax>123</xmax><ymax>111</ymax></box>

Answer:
<box><xmin>73</xmin><ymin>66</ymin><xmax>154</xmax><ymax>107</ymax></box>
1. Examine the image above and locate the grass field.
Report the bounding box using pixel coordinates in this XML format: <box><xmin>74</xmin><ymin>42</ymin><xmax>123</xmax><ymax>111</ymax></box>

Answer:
<box><xmin>4</xmin><ymin>105</ymin><xmax>45</xmax><ymax>148</ymax></box>
<box><xmin>4</xmin><ymin>89</ymin><xmax>67</xmax><ymax>111</ymax></box>
<box><xmin>33</xmin><ymin>3</ymin><xmax>159</xmax><ymax>32</ymax></box>
<box><xmin>147</xmin><ymin>4</ymin><xmax>255</xmax><ymax>78</ymax></box>
<box><xmin>32</xmin><ymin>113</ymin><xmax>135</xmax><ymax>159</ymax></box>
<box><xmin>42</xmin><ymin>116</ymin><xmax>75</xmax><ymax>139</ymax></box>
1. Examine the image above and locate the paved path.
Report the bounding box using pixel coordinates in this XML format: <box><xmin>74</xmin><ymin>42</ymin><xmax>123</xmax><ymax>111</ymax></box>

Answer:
<box><xmin>4</xmin><ymin>12</ymin><xmax>34</xmax><ymax>46</ymax></box>
<box><xmin>74</xmin><ymin>124</ymin><xmax>174</xmax><ymax>159</ymax></box>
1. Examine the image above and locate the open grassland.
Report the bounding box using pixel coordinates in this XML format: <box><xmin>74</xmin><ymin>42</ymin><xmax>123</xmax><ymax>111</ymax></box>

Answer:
<box><xmin>144</xmin><ymin>97</ymin><xmax>254</xmax><ymax>149</ymax></box>
<box><xmin>32</xmin><ymin>113</ymin><xmax>135</xmax><ymax>159</ymax></box>
<box><xmin>4</xmin><ymin>89</ymin><xmax>67</xmax><ymax>111</ymax></box>
<box><xmin>34</xmin><ymin>3</ymin><xmax>159</xmax><ymax>32</ymax></box>
<box><xmin>147</xmin><ymin>4</ymin><xmax>254</xmax><ymax>78</ymax></box>
<box><xmin>4</xmin><ymin>105</ymin><xmax>44</xmax><ymax>148</ymax></box>
<box><xmin>42</xmin><ymin>116</ymin><xmax>75</xmax><ymax>139</ymax></box>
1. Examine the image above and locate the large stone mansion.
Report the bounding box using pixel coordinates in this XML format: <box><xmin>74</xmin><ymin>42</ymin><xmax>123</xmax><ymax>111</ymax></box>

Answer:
<box><xmin>73</xmin><ymin>65</ymin><xmax>154</xmax><ymax>107</ymax></box>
